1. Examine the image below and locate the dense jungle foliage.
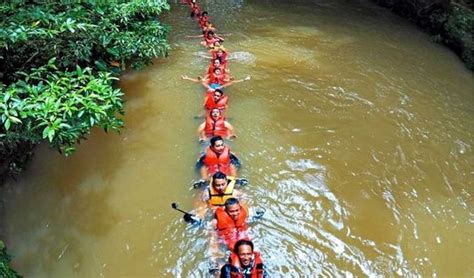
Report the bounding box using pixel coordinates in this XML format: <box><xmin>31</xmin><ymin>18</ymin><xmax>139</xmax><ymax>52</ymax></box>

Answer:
<box><xmin>373</xmin><ymin>0</ymin><xmax>473</xmax><ymax>69</ymax></box>
<box><xmin>0</xmin><ymin>1</ymin><xmax>171</xmax><ymax>275</ymax></box>
<box><xmin>0</xmin><ymin>1</ymin><xmax>170</xmax><ymax>178</ymax></box>
<box><xmin>0</xmin><ymin>241</ymin><xmax>19</xmax><ymax>278</ymax></box>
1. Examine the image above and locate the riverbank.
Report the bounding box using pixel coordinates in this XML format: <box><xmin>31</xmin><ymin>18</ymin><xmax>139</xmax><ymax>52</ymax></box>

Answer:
<box><xmin>373</xmin><ymin>0</ymin><xmax>473</xmax><ymax>70</ymax></box>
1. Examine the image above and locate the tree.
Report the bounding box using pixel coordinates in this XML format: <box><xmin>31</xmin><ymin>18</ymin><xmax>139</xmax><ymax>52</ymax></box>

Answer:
<box><xmin>0</xmin><ymin>1</ymin><xmax>170</xmax><ymax>158</ymax></box>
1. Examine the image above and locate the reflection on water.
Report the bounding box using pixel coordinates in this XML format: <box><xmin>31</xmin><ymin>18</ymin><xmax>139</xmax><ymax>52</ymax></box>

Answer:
<box><xmin>1</xmin><ymin>0</ymin><xmax>474</xmax><ymax>276</ymax></box>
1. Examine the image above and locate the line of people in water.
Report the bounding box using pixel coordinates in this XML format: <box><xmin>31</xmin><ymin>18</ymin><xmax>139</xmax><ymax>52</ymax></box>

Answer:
<box><xmin>179</xmin><ymin>1</ymin><xmax>267</xmax><ymax>277</ymax></box>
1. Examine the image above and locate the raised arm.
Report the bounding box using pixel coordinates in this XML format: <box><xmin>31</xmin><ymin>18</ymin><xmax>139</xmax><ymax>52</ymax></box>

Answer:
<box><xmin>219</xmin><ymin>75</ymin><xmax>251</xmax><ymax>89</ymax></box>
<box><xmin>185</xmin><ymin>34</ymin><xmax>204</xmax><ymax>38</ymax></box>
<box><xmin>181</xmin><ymin>74</ymin><xmax>202</xmax><ymax>83</ymax></box>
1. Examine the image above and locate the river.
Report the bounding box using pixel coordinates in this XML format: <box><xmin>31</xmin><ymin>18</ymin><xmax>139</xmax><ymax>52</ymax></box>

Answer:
<box><xmin>1</xmin><ymin>0</ymin><xmax>473</xmax><ymax>276</ymax></box>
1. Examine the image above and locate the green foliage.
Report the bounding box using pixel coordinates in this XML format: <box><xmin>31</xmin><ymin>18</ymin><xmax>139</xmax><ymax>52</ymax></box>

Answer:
<box><xmin>444</xmin><ymin>5</ymin><xmax>474</xmax><ymax>68</ymax></box>
<box><xmin>0</xmin><ymin>1</ymin><xmax>170</xmax><ymax>155</ymax></box>
<box><xmin>1</xmin><ymin>59</ymin><xmax>124</xmax><ymax>155</ymax></box>
<box><xmin>0</xmin><ymin>241</ymin><xmax>19</xmax><ymax>278</ymax></box>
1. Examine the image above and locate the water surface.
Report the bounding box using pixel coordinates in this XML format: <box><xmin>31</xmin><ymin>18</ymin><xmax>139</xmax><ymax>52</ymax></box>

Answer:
<box><xmin>1</xmin><ymin>0</ymin><xmax>473</xmax><ymax>276</ymax></box>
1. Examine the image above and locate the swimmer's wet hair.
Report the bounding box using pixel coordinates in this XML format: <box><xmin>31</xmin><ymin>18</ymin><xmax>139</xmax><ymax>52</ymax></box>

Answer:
<box><xmin>224</xmin><ymin>197</ymin><xmax>239</xmax><ymax>207</ymax></box>
<box><xmin>212</xmin><ymin>171</ymin><xmax>227</xmax><ymax>181</ymax></box>
<box><xmin>210</xmin><ymin>136</ymin><xmax>223</xmax><ymax>146</ymax></box>
<box><xmin>234</xmin><ymin>239</ymin><xmax>254</xmax><ymax>253</ymax></box>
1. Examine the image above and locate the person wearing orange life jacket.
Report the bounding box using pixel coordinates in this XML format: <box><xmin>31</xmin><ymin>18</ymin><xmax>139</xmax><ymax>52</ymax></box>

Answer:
<box><xmin>204</xmin><ymin>89</ymin><xmax>228</xmax><ymax>112</ymax></box>
<box><xmin>181</xmin><ymin>66</ymin><xmax>250</xmax><ymax>91</ymax></box>
<box><xmin>190</xmin><ymin>2</ymin><xmax>201</xmax><ymax>18</ymax></box>
<box><xmin>197</xmin><ymin>46</ymin><xmax>229</xmax><ymax>63</ymax></box>
<box><xmin>208</xmin><ymin>57</ymin><xmax>228</xmax><ymax>75</ymax></box>
<box><xmin>198</xmin><ymin>108</ymin><xmax>236</xmax><ymax>142</ymax></box>
<box><xmin>214</xmin><ymin>198</ymin><xmax>249</xmax><ymax>250</ymax></box>
<box><xmin>212</xmin><ymin>47</ymin><xmax>228</xmax><ymax>65</ymax></box>
<box><xmin>220</xmin><ymin>239</ymin><xmax>268</xmax><ymax>278</ymax></box>
<box><xmin>196</xmin><ymin>136</ymin><xmax>240</xmax><ymax>181</ymax></box>
<box><xmin>201</xmin><ymin>31</ymin><xmax>224</xmax><ymax>48</ymax></box>
<box><xmin>202</xmin><ymin>21</ymin><xmax>216</xmax><ymax>33</ymax></box>
<box><xmin>198</xmin><ymin>11</ymin><xmax>209</xmax><ymax>28</ymax></box>
<box><xmin>204</xmin><ymin>68</ymin><xmax>251</xmax><ymax>91</ymax></box>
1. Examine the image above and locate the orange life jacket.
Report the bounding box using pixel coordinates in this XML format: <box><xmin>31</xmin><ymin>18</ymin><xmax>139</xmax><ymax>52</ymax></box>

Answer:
<box><xmin>229</xmin><ymin>252</ymin><xmax>264</xmax><ymax>278</ymax></box>
<box><xmin>203</xmin><ymin>146</ymin><xmax>231</xmax><ymax>176</ymax></box>
<box><xmin>205</xmin><ymin>36</ymin><xmax>220</xmax><ymax>47</ymax></box>
<box><xmin>199</xmin><ymin>15</ymin><xmax>209</xmax><ymax>27</ymax></box>
<box><xmin>205</xmin><ymin>92</ymin><xmax>228</xmax><ymax>111</ymax></box>
<box><xmin>191</xmin><ymin>4</ymin><xmax>200</xmax><ymax>12</ymax></box>
<box><xmin>204</xmin><ymin>115</ymin><xmax>228</xmax><ymax>138</ymax></box>
<box><xmin>208</xmin><ymin>64</ymin><xmax>226</xmax><ymax>75</ymax></box>
<box><xmin>215</xmin><ymin>205</ymin><xmax>248</xmax><ymax>249</ymax></box>
<box><xmin>208</xmin><ymin>73</ymin><xmax>226</xmax><ymax>85</ymax></box>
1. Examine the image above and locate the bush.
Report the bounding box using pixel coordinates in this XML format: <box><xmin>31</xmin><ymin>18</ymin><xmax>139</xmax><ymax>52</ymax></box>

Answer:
<box><xmin>0</xmin><ymin>241</ymin><xmax>19</xmax><ymax>278</ymax></box>
<box><xmin>444</xmin><ymin>5</ymin><xmax>474</xmax><ymax>68</ymax></box>
<box><xmin>0</xmin><ymin>1</ymin><xmax>171</xmax><ymax>155</ymax></box>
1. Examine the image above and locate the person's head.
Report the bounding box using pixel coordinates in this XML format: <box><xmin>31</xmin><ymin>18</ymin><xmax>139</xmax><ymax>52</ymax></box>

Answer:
<box><xmin>213</xmin><ymin>68</ymin><xmax>222</xmax><ymax>75</ymax></box>
<box><xmin>210</xmin><ymin>108</ymin><xmax>221</xmax><ymax>119</ymax></box>
<box><xmin>210</xmin><ymin>136</ymin><xmax>225</xmax><ymax>153</ymax></box>
<box><xmin>213</xmin><ymin>89</ymin><xmax>223</xmax><ymax>101</ymax></box>
<box><xmin>224</xmin><ymin>198</ymin><xmax>241</xmax><ymax>221</ymax></box>
<box><xmin>234</xmin><ymin>239</ymin><xmax>254</xmax><ymax>267</ymax></box>
<box><xmin>206</xmin><ymin>31</ymin><xmax>214</xmax><ymax>38</ymax></box>
<box><xmin>213</xmin><ymin>57</ymin><xmax>222</xmax><ymax>67</ymax></box>
<box><xmin>202</xmin><ymin>11</ymin><xmax>208</xmax><ymax>17</ymax></box>
<box><xmin>212</xmin><ymin>171</ymin><xmax>228</xmax><ymax>193</ymax></box>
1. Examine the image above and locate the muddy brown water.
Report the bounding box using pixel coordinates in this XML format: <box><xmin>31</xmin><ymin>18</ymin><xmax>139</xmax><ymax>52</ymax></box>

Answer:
<box><xmin>1</xmin><ymin>0</ymin><xmax>473</xmax><ymax>276</ymax></box>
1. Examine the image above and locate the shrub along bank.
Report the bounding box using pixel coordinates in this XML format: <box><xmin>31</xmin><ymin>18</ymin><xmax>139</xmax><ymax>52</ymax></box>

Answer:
<box><xmin>0</xmin><ymin>241</ymin><xmax>18</xmax><ymax>278</ymax></box>
<box><xmin>373</xmin><ymin>0</ymin><xmax>473</xmax><ymax>70</ymax></box>
<box><xmin>0</xmin><ymin>1</ymin><xmax>171</xmax><ymax>275</ymax></box>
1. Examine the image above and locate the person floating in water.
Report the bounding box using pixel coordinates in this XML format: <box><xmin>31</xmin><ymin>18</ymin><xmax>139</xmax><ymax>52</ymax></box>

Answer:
<box><xmin>193</xmin><ymin>171</ymin><xmax>244</xmax><ymax>219</ymax></box>
<box><xmin>208</xmin><ymin>57</ymin><xmax>228</xmax><ymax>74</ymax></box>
<box><xmin>181</xmin><ymin>68</ymin><xmax>250</xmax><ymax>91</ymax></box>
<box><xmin>202</xmin><ymin>172</ymin><xmax>243</xmax><ymax>207</ymax></box>
<box><xmin>196</xmin><ymin>136</ymin><xmax>240</xmax><ymax>181</ymax></box>
<box><xmin>220</xmin><ymin>239</ymin><xmax>268</xmax><ymax>278</ymax></box>
<box><xmin>204</xmin><ymin>89</ymin><xmax>228</xmax><ymax>113</ymax></box>
<box><xmin>202</xmin><ymin>31</ymin><xmax>225</xmax><ymax>48</ymax></box>
<box><xmin>213</xmin><ymin>198</ymin><xmax>265</xmax><ymax>252</ymax></box>
<box><xmin>189</xmin><ymin>2</ymin><xmax>201</xmax><ymax>18</ymax></box>
<box><xmin>198</xmin><ymin>108</ymin><xmax>236</xmax><ymax>142</ymax></box>
<box><xmin>198</xmin><ymin>11</ymin><xmax>210</xmax><ymax>29</ymax></box>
